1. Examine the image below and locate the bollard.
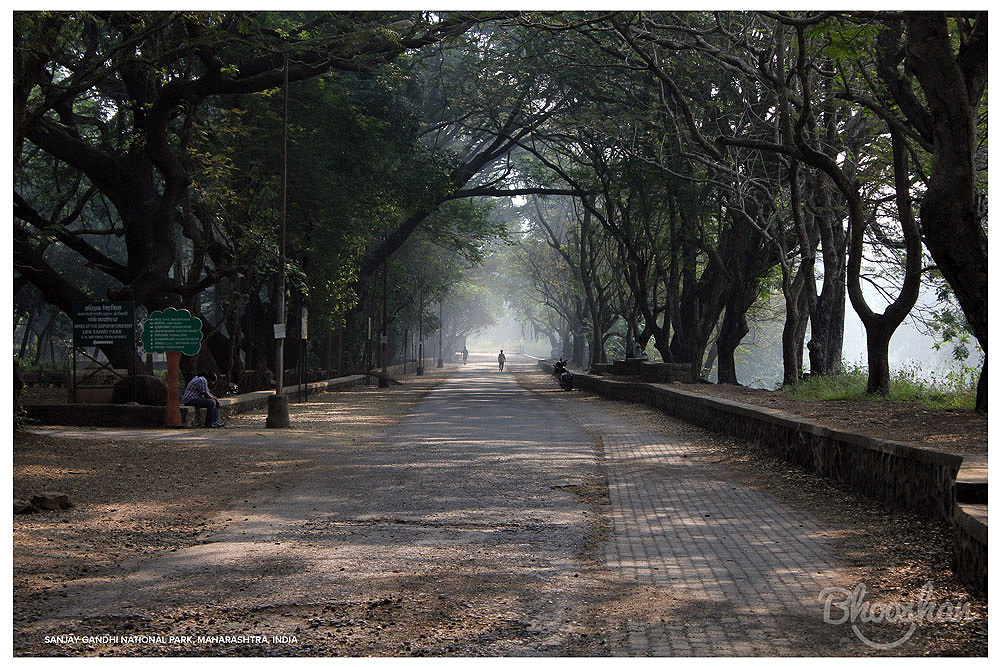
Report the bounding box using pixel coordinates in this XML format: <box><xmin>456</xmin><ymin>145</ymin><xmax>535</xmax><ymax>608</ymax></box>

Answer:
<box><xmin>266</xmin><ymin>394</ymin><xmax>290</xmax><ymax>428</ymax></box>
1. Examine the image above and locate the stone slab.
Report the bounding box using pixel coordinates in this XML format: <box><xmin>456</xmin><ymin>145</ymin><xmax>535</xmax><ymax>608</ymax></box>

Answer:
<box><xmin>22</xmin><ymin>375</ymin><xmax>366</xmax><ymax>428</ymax></box>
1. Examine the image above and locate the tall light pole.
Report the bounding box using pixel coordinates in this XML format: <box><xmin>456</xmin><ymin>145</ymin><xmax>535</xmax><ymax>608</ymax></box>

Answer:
<box><xmin>267</xmin><ymin>56</ymin><xmax>291</xmax><ymax>427</ymax></box>
<box><xmin>437</xmin><ymin>299</ymin><xmax>444</xmax><ymax>368</ymax></box>
<box><xmin>417</xmin><ymin>278</ymin><xmax>424</xmax><ymax>375</ymax></box>
<box><xmin>379</xmin><ymin>235</ymin><xmax>389</xmax><ymax>388</ymax></box>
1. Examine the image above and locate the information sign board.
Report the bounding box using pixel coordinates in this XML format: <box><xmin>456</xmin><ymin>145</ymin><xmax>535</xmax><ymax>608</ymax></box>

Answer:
<box><xmin>72</xmin><ymin>301</ymin><xmax>135</xmax><ymax>347</ymax></box>
<box><xmin>140</xmin><ymin>307</ymin><xmax>204</xmax><ymax>355</ymax></box>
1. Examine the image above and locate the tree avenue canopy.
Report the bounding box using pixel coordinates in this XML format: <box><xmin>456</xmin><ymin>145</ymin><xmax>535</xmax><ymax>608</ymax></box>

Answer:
<box><xmin>13</xmin><ymin>11</ymin><xmax>987</xmax><ymax>410</ymax></box>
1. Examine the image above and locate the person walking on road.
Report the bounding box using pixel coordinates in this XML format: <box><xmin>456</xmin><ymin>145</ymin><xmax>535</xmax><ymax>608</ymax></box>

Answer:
<box><xmin>498</xmin><ymin>349</ymin><xmax>506</xmax><ymax>372</ymax></box>
<box><xmin>183</xmin><ymin>371</ymin><xmax>224</xmax><ymax>428</ymax></box>
<box><xmin>463</xmin><ymin>346</ymin><xmax>469</xmax><ymax>364</ymax></box>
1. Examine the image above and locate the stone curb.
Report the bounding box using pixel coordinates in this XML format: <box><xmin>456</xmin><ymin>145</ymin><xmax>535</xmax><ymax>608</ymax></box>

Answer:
<box><xmin>538</xmin><ymin>362</ymin><xmax>986</xmax><ymax>596</ymax></box>
<box><xmin>953</xmin><ymin>503</ymin><xmax>987</xmax><ymax>594</ymax></box>
<box><xmin>22</xmin><ymin>375</ymin><xmax>366</xmax><ymax>428</ymax></box>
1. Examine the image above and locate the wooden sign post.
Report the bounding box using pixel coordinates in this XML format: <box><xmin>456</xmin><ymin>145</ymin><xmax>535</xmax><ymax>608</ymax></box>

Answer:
<box><xmin>164</xmin><ymin>350</ymin><xmax>184</xmax><ymax>427</ymax></box>
<box><xmin>140</xmin><ymin>308</ymin><xmax>204</xmax><ymax>427</ymax></box>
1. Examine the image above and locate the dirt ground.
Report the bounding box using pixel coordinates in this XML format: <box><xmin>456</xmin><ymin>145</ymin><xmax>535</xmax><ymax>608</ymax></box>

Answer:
<box><xmin>14</xmin><ymin>373</ymin><xmax>457</xmax><ymax>656</ymax></box>
<box><xmin>673</xmin><ymin>382</ymin><xmax>986</xmax><ymax>461</ymax></box>
<box><xmin>13</xmin><ymin>366</ymin><xmax>987</xmax><ymax>656</ymax></box>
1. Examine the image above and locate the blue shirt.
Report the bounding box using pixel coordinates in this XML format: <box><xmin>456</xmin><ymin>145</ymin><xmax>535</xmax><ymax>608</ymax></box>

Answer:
<box><xmin>182</xmin><ymin>375</ymin><xmax>210</xmax><ymax>403</ymax></box>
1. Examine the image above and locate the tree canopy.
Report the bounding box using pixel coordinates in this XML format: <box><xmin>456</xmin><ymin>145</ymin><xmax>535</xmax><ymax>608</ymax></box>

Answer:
<box><xmin>14</xmin><ymin>10</ymin><xmax>987</xmax><ymax>410</ymax></box>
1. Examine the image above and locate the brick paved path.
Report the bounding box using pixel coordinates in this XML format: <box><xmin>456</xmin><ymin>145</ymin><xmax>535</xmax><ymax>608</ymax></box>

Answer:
<box><xmin>23</xmin><ymin>357</ymin><xmax>866</xmax><ymax>656</ymax></box>
<box><xmin>533</xmin><ymin>367</ymin><xmax>857</xmax><ymax>656</ymax></box>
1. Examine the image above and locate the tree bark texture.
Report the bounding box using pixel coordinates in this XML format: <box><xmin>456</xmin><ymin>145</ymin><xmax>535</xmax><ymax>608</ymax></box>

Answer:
<box><xmin>903</xmin><ymin>13</ymin><xmax>988</xmax><ymax>411</ymax></box>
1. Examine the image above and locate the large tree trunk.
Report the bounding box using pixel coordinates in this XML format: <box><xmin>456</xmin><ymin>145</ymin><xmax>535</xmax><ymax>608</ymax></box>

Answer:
<box><xmin>717</xmin><ymin>295</ymin><xmax>751</xmax><ymax>385</ymax></box>
<box><xmin>572</xmin><ymin>332</ymin><xmax>585</xmax><ymax>367</ymax></box>
<box><xmin>670</xmin><ymin>257</ymin><xmax>727</xmax><ymax>383</ymax></box>
<box><xmin>848</xmin><ymin>131</ymin><xmax>923</xmax><ymax>395</ymax></box>
<box><xmin>560</xmin><ymin>324</ymin><xmax>573</xmax><ymax>360</ymax></box>
<box><xmin>904</xmin><ymin>13</ymin><xmax>987</xmax><ymax>411</ymax></box>
<box><xmin>808</xmin><ymin>283</ymin><xmax>846</xmax><ymax>376</ymax></box>
<box><xmin>865</xmin><ymin>321</ymin><xmax>892</xmax><ymax>396</ymax></box>
<box><xmin>779</xmin><ymin>162</ymin><xmax>818</xmax><ymax>387</ymax></box>
<box><xmin>781</xmin><ymin>275</ymin><xmax>812</xmax><ymax>387</ymax></box>
<box><xmin>807</xmin><ymin>179</ymin><xmax>848</xmax><ymax>376</ymax></box>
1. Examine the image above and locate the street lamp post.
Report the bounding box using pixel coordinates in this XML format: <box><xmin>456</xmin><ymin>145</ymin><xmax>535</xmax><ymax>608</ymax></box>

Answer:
<box><xmin>267</xmin><ymin>56</ymin><xmax>291</xmax><ymax>428</ymax></box>
<box><xmin>379</xmin><ymin>236</ymin><xmax>389</xmax><ymax>388</ymax></box>
<box><xmin>437</xmin><ymin>300</ymin><xmax>444</xmax><ymax>368</ymax></box>
<box><xmin>417</xmin><ymin>281</ymin><xmax>424</xmax><ymax>375</ymax></box>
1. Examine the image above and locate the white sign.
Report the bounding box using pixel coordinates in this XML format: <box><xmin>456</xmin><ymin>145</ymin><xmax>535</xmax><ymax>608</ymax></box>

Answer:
<box><xmin>273</xmin><ymin>323</ymin><xmax>286</xmax><ymax>339</ymax></box>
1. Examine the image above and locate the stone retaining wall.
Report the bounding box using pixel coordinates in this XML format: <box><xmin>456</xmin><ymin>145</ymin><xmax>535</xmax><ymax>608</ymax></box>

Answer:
<box><xmin>544</xmin><ymin>363</ymin><xmax>986</xmax><ymax>595</ymax></box>
<box><xmin>542</xmin><ymin>362</ymin><xmax>962</xmax><ymax>523</ymax></box>
<box><xmin>24</xmin><ymin>375</ymin><xmax>366</xmax><ymax>428</ymax></box>
<box><xmin>952</xmin><ymin>503</ymin><xmax>987</xmax><ymax>595</ymax></box>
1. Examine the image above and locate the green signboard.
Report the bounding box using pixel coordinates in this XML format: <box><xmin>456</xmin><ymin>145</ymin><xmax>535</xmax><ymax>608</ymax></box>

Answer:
<box><xmin>140</xmin><ymin>307</ymin><xmax>204</xmax><ymax>355</ymax></box>
<box><xmin>72</xmin><ymin>301</ymin><xmax>135</xmax><ymax>347</ymax></box>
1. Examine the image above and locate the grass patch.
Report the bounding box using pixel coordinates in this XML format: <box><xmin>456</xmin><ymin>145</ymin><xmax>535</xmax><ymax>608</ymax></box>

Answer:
<box><xmin>778</xmin><ymin>362</ymin><xmax>978</xmax><ymax>410</ymax></box>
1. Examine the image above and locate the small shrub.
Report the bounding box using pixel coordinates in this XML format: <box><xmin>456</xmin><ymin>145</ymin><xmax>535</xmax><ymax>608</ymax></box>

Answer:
<box><xmin>779</xmin><ymin>361</ymin><xmax>977</xmax><ymax>410</ymax></box>
<box><xmin>778</xmin><ymin>363</ymin><xmax>868</xmax><ymax>401</ymax></box>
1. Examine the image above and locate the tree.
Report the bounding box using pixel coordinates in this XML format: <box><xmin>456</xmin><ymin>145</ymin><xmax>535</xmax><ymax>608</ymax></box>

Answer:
<box><xmin>15</xmin><ymin>11</ymin><xmax>488</xmax><ymax>375</ymax></box>
<box><xmin>612</xmin><ymin>11</ymin><xmax>924</xmax><ymax>394</ymax></box>
<box><xmin>869</xmin><ymin>13</ymin><xmax>988</xmax><ymax>410</ymax></box>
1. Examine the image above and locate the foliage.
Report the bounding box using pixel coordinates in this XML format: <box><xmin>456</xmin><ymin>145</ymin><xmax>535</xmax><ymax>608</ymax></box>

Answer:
<box><xmin>12</xmin><ymin>10</ymin><xmax>988</xmax><ymax>401</ymax></box>
<box><xmin>778</xmin><ymin>362</ymin><xmax>976</xmax><ymax>410</ymax></box>
<box><xmin>924</xmin><ymin>281</ymin><xmax>978</xmax><ymax>363</ymax></box>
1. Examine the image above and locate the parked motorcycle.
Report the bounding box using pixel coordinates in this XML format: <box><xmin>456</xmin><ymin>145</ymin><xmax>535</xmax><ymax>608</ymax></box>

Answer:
<box><xmin>552</xmin><ymin>359</ymin><xmax>573</xmax><ymax>391</ymax></box>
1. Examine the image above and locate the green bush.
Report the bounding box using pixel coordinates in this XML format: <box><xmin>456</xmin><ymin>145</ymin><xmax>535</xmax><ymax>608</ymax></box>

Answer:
<box><xmin>778</xmin><ymin>361</ymin><xmax>977</xmax><ymax>410</ymax></box>
<box><xmin>15</xmin><ymin>360</ymin><xmax>70</xmax><ymax>374</ymax></box>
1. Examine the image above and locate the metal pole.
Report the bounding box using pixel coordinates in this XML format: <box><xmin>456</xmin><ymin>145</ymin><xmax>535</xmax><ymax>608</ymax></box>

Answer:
<box><xmin>379</xmin><ymin>236</ymin><xmax>388</xmax><ymax>387</ymax></box>
<box><xmin>267</xmin><ymin>56</ymin><xmax>290</xmax><ymax>427</ymax></box>
<box><xmin>299</xmin><ymin>305</ymin><xmax>309</xmax><ymax>401</ymax></box>
<box><xmin>131</xmin><ymin>303</ymin><xmax>137</xmax><ymax>404</ymax></box>
<box><xmin>366</xmin><ymin>316</ymin><xmax>372</xmax><ymax>385</ymax></box>
<box><xmin>437</xmin><ymin>300</ymin><xmax>444</xmax><ymax>368</ymax></box>
<box><xmin>417</xmin><ymin>283</ymin><xmax>424</xmax><ymax>375</ymax></box>
<box><xmin>275</xmin><ymin>57</ymin><xmax>288</xmax><ymax>396</ymax></box>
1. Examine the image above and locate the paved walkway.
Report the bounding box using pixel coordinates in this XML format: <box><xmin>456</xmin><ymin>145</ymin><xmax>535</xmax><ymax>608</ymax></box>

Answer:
<box><xmin>544</xmin><ymin>385</ymin><xmax>853</xmax><ymax>655</ymax></box>
<box><xmin>30</xmin><ymin>359</ymin><xmax>600</xmax><ymax>655</ymax></box>
<box><xmin>24</xmin><ymin>356</ymin><xmax>862</xmax><ymax>655</ymax></box>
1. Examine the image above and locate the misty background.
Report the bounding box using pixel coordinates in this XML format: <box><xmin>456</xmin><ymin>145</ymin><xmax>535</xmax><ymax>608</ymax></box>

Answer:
<box><xmin>468</xmin><ymin>283</ymin><xmax>981</xmax><ymax>391</ymax></box>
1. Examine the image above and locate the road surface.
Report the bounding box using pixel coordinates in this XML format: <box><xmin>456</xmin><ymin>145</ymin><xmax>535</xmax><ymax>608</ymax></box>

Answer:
<box><xmin>21</xmin><ymin>354</ymin><xmax>860</xmax><ymax>656</ymax></box>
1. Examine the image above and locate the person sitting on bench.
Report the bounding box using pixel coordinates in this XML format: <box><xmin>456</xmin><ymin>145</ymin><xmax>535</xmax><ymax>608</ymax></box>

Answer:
<box><xmin>182</xmin><ymin>371</ymin><xmax>224</xmax><ymax>428</ymax></box>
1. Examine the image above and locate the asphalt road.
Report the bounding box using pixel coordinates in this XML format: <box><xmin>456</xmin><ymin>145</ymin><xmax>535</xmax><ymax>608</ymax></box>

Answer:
<box><xmin>31</xmin><ymin>355</ymin><xmax>610</xmax><ymax>656</ymax></box>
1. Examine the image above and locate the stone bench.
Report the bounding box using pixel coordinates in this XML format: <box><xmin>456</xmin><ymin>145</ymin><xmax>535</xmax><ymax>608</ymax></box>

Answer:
<box><xmin>22</xmin><ymin>375</ymin><xmax>366</xmax><ymax>428</ymax></box>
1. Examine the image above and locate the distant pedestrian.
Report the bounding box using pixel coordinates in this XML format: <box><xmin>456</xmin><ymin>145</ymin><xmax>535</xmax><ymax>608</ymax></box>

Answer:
<box><xmin>498</xmin><ymin>349</ymin><xmax>506</xmax><ymax>372</ymax></box>
<box><xmin>183</xmin><ymin>371</ymin><xmax>224</xmax><ymax>428</ymax></box>
<box><xmin>463</xmin><ymin>347</ymin><xmax>469</xmax><ymax>364</ymax></box>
